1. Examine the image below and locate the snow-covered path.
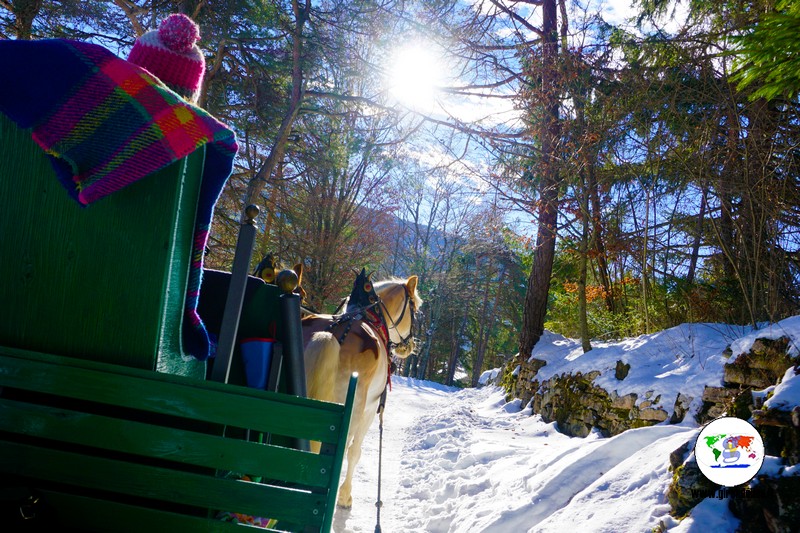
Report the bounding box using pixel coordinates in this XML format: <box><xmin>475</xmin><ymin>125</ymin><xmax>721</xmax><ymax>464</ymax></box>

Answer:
<box><xmin>332</xmin><ymin>377</ymin><xmax>448</xmax><ymax>532</ymax></box>
<box><xmin>329</xmin><ymin>376</ymin><xmax>702</xmax><ymax>533</ymax></box>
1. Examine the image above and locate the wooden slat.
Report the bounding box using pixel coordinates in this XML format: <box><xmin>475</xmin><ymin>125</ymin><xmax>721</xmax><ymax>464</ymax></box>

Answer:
<box><xmin>0</xmin><ymin>399</ymin><xmax>333</xmax><ymax>488</ymax></box>
<box><xmin>0</xmin><ymin>348</ymin><xmax>359</xmax><ymax>531</ymax></box>
<box><xmin>38</xmin><ymin>490</ymin><xmax>253</xmax><ymax>532</ymax></box>
<box><xmin>0</xmin><ymin>345</ymin><xmax>344</xmax><ymax>414</ymax></box>
<box><xmin>0</xmin><ymin>350</ymin><xmax>345</xmax><ymax>443</ymax></box>
<box><xmin>0</xmin><ymin>441</ymin><xmax>327</xmax><ymax>528</ymax></box>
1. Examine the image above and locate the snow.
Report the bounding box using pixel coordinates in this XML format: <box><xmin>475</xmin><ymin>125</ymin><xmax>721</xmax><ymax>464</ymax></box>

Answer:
<box><xmin>764</xmin><ymin>366</ymin><xmax>800</xmax><ymax>411</ymax></box>
<box><xmin>527</xmin><ymin>324</ymin><xmax>751</xmax><ymax>419</ymax></box>
<box><xmin>329</xmin><ymin>318</ymin><xmax>800</xmax><ymax>532</ymax></box>
<box><xmin>728</xmin><ymin>316</ymin><xmax>800</xmax><ymax>361</ymax></box>
<box><xmin>332</xmin><ymin>377</ymin><xmax>700</xmax><ymax>532</ymax></box>
<box><xmin>665</xmin><ymin>498</ymin><xmax>740</xmax><ymax>533</ymax></box>
<box><xmin>478</xmin><ymin>368</ymin><xmax>500</xmax><ymax>385</ymax></box>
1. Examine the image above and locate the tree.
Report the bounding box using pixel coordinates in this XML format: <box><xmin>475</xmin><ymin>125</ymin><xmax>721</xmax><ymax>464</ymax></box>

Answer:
<box><xmin>732</xmin><ymin>0</ymin><xmax>800</xmax><ymax>101</ymax></box>
<box><xmin>0</xmin><ymin>0</ymin><xmax>42</xmax><ymax>39</ymax></box>
<box><xmin>515</xmin><ymin>0</ymin><xmax>563</xmax><ymax>361</ymax></box>
<box><xmin>410</xmin><ymin>0</ymin><xmax>573</xmax><ymax>360</ymax></box>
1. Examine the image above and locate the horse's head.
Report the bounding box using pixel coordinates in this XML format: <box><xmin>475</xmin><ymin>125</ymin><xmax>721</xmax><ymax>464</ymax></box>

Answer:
<box><xmin>373</xmin><ymin>275</ymin><xmax>422</xmax><ymax>358</ymax></box>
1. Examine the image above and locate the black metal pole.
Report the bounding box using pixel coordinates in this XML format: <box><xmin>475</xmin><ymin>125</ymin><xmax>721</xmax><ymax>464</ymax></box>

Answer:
<box><xmin>210</xmin><ymin>205</ymin><xmax>259</xmax><ymax>384</ymax></box>
<box><xmin>280</xmin><ymin>294</ymin><xmax>306</xmax><ymax>398</ymax></box>
<box><xmin>276</xmin><ymin>269</ymin><xmax>309</xmax><ymax>451</ymax></box>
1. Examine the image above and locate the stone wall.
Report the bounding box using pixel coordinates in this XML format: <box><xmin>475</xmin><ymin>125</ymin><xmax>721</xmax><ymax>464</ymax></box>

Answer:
<box><xmin>526</xmin><ymin>371</ymin><xmax>669</xmax><ymax>438</ymax></box>
<box><xmin>505</xmin><ymin>355</ymin><xmax>673</xmax><ymax>438</ymax></box>
<box><xmin>664</xmin><ymin>336</ymin><xmax>800</xmax><ymax>532</ymax></box>
<box><xmin>504</xmin><ymin>336</ymin><xmax>799</xmax><ymax>440</ymax></box>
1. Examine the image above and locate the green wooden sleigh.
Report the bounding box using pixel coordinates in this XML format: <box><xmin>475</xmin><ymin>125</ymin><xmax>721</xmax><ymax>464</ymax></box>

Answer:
<box><xmin>0</xmin><ymin>74</ymin><xmax>354</xmax><ymax>531</ymax></box>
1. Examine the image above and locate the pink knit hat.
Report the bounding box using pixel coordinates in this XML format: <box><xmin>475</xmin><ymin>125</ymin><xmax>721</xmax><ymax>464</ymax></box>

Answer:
<box><xmin>128</xmin><ymin>13</ymin><xmax>205</xmax><ymax>103</ymax></box>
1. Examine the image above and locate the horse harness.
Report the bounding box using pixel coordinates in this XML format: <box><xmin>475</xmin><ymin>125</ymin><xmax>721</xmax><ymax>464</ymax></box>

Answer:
<box><xmin>325</xmin><ymin>285</ymin><xmax>416</xmax><ymax>356</ymax></box>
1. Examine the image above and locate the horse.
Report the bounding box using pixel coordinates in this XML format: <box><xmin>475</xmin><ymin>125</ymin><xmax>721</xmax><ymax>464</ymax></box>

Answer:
<box><xmin>301</xmin><ymin>275</ymin><xmax>422</xmax><ymax>508</ymax></box>
<box><xmin>253</xmin><ymin>254</ymin><xmax>307</xmax><ymax>303</ymax></box>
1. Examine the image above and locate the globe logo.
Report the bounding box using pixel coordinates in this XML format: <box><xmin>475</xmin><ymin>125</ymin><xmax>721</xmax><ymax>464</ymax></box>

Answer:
<box><xmin>694</xmin><ymin>416</ymin><xmax>765</xmax><ymax>487</ymax></box>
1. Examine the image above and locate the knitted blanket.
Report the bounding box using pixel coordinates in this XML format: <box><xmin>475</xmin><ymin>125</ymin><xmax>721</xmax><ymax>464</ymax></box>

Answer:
<box><xmin>0</xmin><ymin>39</ymin><xmax>239</xmax><ymax>361</ymax></box>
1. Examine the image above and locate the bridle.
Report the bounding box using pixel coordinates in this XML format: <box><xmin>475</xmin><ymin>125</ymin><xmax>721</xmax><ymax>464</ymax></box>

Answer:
<box><xmin>324</xmin><ymin>281</ymin><xmax>417</xmax><ymax>356</ymax></box>
<box><xmin>378</xmin><ymin>285</ymin><xmax>416</xmax><ymax>352</ymax></box>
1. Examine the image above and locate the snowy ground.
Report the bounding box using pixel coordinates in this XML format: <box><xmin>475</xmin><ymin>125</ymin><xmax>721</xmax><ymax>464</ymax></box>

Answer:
<box><xmin>330</xmin><ymin>317</ymin><xmax>800</xmax><ymax>533</ymax></box>
<box><xmin>332</xmin><ymin>376</ymin><xmax>698</xmax><ymax>532</ymax></box>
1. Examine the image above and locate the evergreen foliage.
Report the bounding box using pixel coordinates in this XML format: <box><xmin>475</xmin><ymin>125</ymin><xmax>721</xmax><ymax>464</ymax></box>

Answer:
<box><xmin>3</xmin><ymin>0</ymin><xmax>800</xmax><ymax>385</ymax></box>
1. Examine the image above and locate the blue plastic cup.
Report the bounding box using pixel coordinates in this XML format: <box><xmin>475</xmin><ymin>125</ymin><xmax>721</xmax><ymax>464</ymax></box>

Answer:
<box><xmin>240</xmin><ymin>337</ymin><xmax>275</xmax><ymax>389</ymax></box>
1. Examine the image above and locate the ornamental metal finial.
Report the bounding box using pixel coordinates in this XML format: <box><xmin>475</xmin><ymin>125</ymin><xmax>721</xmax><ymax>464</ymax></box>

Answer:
<box><xmin>244</xmin><ymin>204</ymin><xmax>259</xmax><ymax>224</ymax></box>
<box><xmin>276</xmin><ymin>268</ymin><xmax>299</xmax><ymax>294</ymax></box>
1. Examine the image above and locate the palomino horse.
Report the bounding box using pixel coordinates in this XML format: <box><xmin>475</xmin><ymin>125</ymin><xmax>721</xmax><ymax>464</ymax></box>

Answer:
<box><xmin>302</xmin><ymin>275</ymin><xmax>422</xmax><ymax>508</ymax></box>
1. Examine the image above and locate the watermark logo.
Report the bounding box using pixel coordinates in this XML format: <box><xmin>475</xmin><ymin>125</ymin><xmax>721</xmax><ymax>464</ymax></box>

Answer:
<box><xmin>694</xmin><ymin>416</ymin><xmax>764</xmax><ymax>487</ymax></box>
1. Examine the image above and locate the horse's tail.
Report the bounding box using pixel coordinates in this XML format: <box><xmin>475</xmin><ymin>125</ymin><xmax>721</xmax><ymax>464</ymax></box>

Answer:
<box><xmin>305</xmin><ymin>331</ymin><xmax>341</xmax><ymax>405</ymax></box>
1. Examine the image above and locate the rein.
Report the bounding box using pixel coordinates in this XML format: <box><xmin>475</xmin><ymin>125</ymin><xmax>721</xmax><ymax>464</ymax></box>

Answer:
<box><xmin>325</xmin><ymin>283</ymin><xmax>415</xmax><ymax>533</ymax></box>
<box><xmin>374</xmin><ymin>385</ymin><xmax>388</xmax><ymax>533</ymax></box>
<box><xmin>325</xmin><ymin>301</ymin><xmax>381</xmax><ymax>344</ymax></box>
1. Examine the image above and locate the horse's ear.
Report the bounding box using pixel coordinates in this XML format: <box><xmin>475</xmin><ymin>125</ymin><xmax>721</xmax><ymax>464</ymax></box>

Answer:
<box><xmin>367</xmin><ymin>271</ymin><xmax>374</xmax><ymax>280</ymax></box>
<box><xmin>406</xmin><ymin>275</ymin><xmax>418</xmax><ymax>295</ymax></box>
<box><xmin>293</xmin><ymin>262</ymin><xmax>303</xmax><ymax>280</ymax></box>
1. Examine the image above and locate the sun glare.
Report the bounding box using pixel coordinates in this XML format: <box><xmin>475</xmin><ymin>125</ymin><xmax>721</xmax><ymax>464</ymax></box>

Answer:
<box><xmin>388</xmin><ymin>44</ymin><xmax>444</xmax><ymax>109</ymax></box>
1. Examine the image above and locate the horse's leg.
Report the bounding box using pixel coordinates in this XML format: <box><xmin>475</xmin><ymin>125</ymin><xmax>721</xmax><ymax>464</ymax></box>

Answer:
<box><xmin>337</xmin><ymin>395</ymin><xmax>378</xmax><ymax>508</ymax></box>
<box><xmin>304</xmin><ymin>332</ymin><xmax>340</xmax><ymax>454</ymax></box>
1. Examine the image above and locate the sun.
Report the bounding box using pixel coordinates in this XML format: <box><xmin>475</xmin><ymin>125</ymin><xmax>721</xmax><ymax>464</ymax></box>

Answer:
<box><xmin>388</xmin><ymin>44</ymin><xmax>444</xmax><ymax>109</ymax></box>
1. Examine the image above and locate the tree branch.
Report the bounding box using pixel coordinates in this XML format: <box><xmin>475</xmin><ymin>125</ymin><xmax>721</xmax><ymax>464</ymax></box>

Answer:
<box><xmin>489</xmin><ymin>0</ymin><xmax>544</xmax><ymax>39</ymax></box>
<box><xmin>113</xmin><ymin>0</ymin><xmax>145</xmax><ymax>36</ymax></box>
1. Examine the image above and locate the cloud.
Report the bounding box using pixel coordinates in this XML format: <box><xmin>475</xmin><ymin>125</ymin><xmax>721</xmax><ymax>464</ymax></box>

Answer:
<box><xmin>437</xmin><ymin>90</ymin><xmax>522</xmax><ymax>129</ymax></box>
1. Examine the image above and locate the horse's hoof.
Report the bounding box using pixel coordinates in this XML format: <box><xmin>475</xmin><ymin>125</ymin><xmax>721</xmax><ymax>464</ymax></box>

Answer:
<box><xmin>336</xmin><ymin>494</ymin><xmax>353</xmax><ymax>508</ymax></box>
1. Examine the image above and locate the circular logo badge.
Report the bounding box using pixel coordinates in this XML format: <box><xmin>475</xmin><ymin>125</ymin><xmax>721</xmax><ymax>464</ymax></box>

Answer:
<box><xmin>694</xmin><ymin>416</ymin><xmax>765</xmax><ymax>487</ymax></box>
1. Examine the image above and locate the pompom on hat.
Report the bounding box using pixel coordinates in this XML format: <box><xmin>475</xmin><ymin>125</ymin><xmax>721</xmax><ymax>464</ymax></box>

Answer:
<box><xmin>128</xmin><ymin>13</ymin><xmax>205</xmax><ymax>103</ymax></box>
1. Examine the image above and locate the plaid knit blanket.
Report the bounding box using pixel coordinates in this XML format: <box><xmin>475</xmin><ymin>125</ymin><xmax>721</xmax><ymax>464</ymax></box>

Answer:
<box><xmin>0</xmin><ymin>39</ymin><xmax>239</xmax><ymax>361</ymax></box>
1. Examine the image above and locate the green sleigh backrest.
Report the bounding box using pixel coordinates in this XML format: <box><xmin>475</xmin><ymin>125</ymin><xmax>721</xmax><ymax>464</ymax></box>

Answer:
<box><xmin>0</xmin><ymin>111</ymin><xmax>207</xmax><ymax>377</ymax></box>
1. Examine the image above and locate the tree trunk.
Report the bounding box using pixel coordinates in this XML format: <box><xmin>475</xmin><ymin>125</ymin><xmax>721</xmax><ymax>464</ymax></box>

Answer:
<box><xmin>243</xmin><ymin>0</ymin><xmax>309</xmax><ymax>212</ymax></box>
<box><xmin>686</xmin><ymin>184</ymin><xmax>708</xmax><ymax>284</ymax></box>
<box><xmin>447</xmin><ymin>305</ymin><xmax>469</xmax><ymax>386</ymax></box>
<box><xmin>471</xmin><ymin>266</ymin><xmax>493</xmax><ymax>387</ymax></box>
<box><xmin>10</xmin><ymin>0</ymin><xmax>42</xmax><ymax>39</ymax></box>
<box><xmin>519</xmin><ymin>0</ymin><xmax>560</xmax><ymax>360</ymax></box>
<box><xmin>588</xmin><ymin>164</ymin><xmax>613</xmax><ymax>312</ymax></box>
<box><xmin>578</xmin><ymin>186</ymin><xmax>592</xmax><ymax>353</ymax></box>
<box><xmin>574</xmin><ymin>74</ymin><xmax>592</xmax><ymax>353</ymax></box>
<box><xmin>475</xmin><ymin>264</ymin><xmax>506</xmax><ymax>386</ymax></box>
<box><xmin>641</xmin><ymin>184</ymin><xmax>651</xmax><ymax>334</ymax></box>
<box><xmin>415</xmin><ymin>319</ymin><xmax>434</xmax><ymax>381</ymax></box>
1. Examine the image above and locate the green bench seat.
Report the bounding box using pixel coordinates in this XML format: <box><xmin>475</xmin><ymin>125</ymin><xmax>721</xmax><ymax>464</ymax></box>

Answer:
<box><xmin>0</xmin><ymin>347</ymin><xmax>356</xmax><ymax>532</ymax></box>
